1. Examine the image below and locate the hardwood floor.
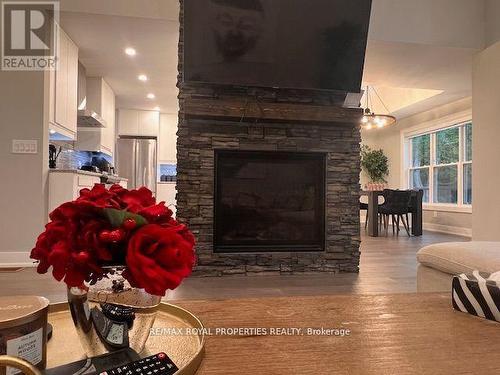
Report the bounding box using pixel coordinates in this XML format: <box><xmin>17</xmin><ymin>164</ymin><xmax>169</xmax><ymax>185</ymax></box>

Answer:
<box><xmin>0</xmin><ymin>231</ymin><xmax>468</xmax><ymax>302</ymax></box>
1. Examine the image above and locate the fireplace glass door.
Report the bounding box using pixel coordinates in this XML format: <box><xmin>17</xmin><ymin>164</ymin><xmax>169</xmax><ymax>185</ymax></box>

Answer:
<box><xmin>214</xmin><ymin>150</ymin><xmax>326</xmax><ymax>253</ymax></box>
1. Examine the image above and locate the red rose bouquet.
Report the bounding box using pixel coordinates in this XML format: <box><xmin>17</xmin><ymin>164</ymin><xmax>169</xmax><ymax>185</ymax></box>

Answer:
<box><xmin>31</xmin><ymin>184</ymin><xmax>196</xmax><ymax>296</ymax></box>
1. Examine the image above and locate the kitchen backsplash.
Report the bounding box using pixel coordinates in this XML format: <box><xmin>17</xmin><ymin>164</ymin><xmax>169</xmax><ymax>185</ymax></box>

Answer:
<box><xmin>158</xmin><ymin>163</ymin><xmax>177</xmax><ymax>182</ymax></box>
<box><xmin>51</xmin><ymin>141</ymin><xmax>112</xmax><ymax>170</ymax></box>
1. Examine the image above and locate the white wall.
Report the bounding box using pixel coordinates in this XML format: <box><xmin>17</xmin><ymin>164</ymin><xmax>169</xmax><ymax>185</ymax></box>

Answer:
<box><xmin>360</xmin><ymin>129</ymin><xmax>380</xmax><ymax>189</ymax></box>
<box><xmin>0</xmin><ymin>71</ymin><xmax>49</xmax><ymax>265</ymax></box>
<box><xmin>472</xmin><ymin>41</ymin><xmax>500</xmax><ymax>240</ymax></box>
<box><xmin>362</xmin><ymin>97</ymin><xmax>473</xmax><ymax>235</ymax></box>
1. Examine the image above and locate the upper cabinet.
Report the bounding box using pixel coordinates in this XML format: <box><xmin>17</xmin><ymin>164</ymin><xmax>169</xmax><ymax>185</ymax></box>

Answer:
<box><xmin>76</xmin><ymin>78</ymin><xmax>116</xmax><ymax>156</ymax></box>
<box><xmin>117</xmin><ymin>109</ymin><xmax>139</xmax><ymax>136</ymax></box>
<box><xmin>50</xmin><ymin>26</ymin><xmax>78</xmax><ymax>139</ymax></box>
<box><xmin>140</xmin><ymin>111</ymin><xmax>160</xmax><ymax>137</ymax></box>
<box><xmin>158</xmin><ymin>114</ymin><xmax>178</xmax><ymax>163</ymax></box>
<box><xmin>117</xmin><ymin>109</ymin><xmax>159</xmax><ymax>137</ymax></box>
<box><xmin>101</xmin><ymin>79</ymin><xmax>116</xmax><ymax>154</ymax></box>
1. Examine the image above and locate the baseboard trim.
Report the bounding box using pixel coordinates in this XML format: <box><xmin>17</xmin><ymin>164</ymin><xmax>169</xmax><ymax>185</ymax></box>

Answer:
<box><xmin>424</xmin><ymin>223</ymin><xmax>472</xmax><ymax>237</ymax></box>
<box><xmin>0</xmin><ymin>252</ymin><xmax>35</xmax><ymax>268</ymax></box>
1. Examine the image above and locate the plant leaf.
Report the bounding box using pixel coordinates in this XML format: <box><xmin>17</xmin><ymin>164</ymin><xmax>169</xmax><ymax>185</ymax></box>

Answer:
<box><xmin>103</xmin><ymin>208</ymin><xmax>148</xmax><ymax>229</ymax></box>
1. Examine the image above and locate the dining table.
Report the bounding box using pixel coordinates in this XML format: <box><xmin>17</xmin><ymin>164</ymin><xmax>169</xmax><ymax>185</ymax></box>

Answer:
<box><xmin>361</xmin><ymin>189</ymin><xmax>423</xmax><ymax>237</ymax></box>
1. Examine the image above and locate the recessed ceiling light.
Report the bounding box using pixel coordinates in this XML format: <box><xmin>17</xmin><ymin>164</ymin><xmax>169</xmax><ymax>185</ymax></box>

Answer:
<box><xmin>147</xmin><ymin>93</ymin><xmax>155</xmax><ymax>99</ymax></box>
<box><xmin>125</xmin><ymin>47</ymin><xmax>136</xmax><ymax>56</ymax></box>
<box><xmin>153</xmin><ymin>106</ymin><xmax>160</xmax><ymax>111</ymax></box>
<box><xmin>138</xmin><ymin>74</ymin><xmax>148</xmax><ymax>82</ymax></box>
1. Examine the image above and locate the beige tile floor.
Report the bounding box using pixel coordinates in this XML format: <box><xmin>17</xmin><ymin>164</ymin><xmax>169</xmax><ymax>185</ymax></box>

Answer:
<box><xmin>0</xmin><ymin>231</ymin><xmax>467</xmax><ymax>303</ymax></box>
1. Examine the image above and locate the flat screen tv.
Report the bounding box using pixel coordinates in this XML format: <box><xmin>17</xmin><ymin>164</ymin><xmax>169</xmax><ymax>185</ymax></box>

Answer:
<box><xmin>183</xmin><ymin>0</ymin><xmax>372</xmax><ymax>93</ymax></box>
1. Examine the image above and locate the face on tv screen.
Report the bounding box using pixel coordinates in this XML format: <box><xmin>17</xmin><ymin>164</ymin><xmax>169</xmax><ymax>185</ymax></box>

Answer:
<box><xmin>183</xmin><ymin>0</ymin><xmax>372</xmax><ymax>92</ymax></box>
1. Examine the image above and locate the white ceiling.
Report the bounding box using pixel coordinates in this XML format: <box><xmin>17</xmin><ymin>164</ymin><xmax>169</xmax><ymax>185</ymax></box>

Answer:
<box><xmin>361</xmin><ymin>0</ymin><xmax>487</xmax><ymax>119</ymax></box>
<box><xmin>60</xmin><ymin>0</ymin><xmax>180</xmax><ymax>114</ymax></box>
<box><xmin>59</xmin><ymin>0</ymin><xmax>495</xmax><ymax>119</ymax></box>
<box><xmin>361</xmin><ymin>40</ymin><xmax>477</xmax><ymax>119</ymax></box>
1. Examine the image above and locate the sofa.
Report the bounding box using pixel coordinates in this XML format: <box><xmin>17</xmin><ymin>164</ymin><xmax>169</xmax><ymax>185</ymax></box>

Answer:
<box><xmin>417</xmin><ymin>241</ymin><xmax>500</xmax><ymax>292</ymax></box>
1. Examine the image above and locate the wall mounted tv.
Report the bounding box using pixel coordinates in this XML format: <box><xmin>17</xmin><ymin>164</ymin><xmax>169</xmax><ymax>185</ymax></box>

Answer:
<box><xmin>183</xmin><ymin>0</ymin><xmax>372</xmax><ymax>93</ymax></box>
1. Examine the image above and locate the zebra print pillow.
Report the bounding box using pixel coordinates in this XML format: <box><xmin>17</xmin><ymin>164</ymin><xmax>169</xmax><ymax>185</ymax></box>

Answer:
<box><xmin>452</xmin><ymin>271</ymin><xmax>500</xmax><ymax>323</ymax></box>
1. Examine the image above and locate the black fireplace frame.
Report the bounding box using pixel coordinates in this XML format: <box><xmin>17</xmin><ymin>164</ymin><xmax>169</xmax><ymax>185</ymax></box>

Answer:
<box><xmin>213</xmin><ymin>149</ymin><xmax>327</xmax><ymax>253</ymax></box>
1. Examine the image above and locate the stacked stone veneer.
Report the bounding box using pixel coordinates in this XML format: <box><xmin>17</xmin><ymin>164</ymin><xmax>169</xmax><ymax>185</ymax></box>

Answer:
<box><xmin>176</xmin><ymin>0</ymin><xmax>362</xmax><ymax>276</ymax></box>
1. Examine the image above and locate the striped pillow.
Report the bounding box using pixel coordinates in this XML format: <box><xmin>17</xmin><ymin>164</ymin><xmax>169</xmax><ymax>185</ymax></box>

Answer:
<box><xmin>452</xmin><ymin>271</ymin><xmax>500</xmax><ymax>323</ymax></box>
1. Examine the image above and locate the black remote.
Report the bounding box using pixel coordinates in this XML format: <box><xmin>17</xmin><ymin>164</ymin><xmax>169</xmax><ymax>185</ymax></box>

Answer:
<box><xmin>99</xmin><ymin>352</ymin><xmax>178</xmax><ymax>375</ymax></box>
<box><xmin>43</xmin><ymin>348</ymin><xmax>140</xmax><ymax>375</ymax></box>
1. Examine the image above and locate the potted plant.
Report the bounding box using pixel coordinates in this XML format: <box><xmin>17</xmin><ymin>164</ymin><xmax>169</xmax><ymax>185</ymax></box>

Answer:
<box><xmin>31</xmin><ymin>184</ymin><xmax>196</xmax><ymax>356</ymax></box>
<box><xmin>361</xmin><ymin>145</ymin><xmax>389</xmax><ymax>191</ymax></box>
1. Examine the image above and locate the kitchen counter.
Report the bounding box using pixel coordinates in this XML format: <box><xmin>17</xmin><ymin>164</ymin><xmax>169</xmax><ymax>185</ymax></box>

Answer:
<box><xmin>49</xmin><ymin>169</ymin><xmax>128</xmax><ymax>181</ymax></box>
<box><xmin>48</xmin><ymin>170</ymin><xmax>129</xmax><ymax>213</ymax></box>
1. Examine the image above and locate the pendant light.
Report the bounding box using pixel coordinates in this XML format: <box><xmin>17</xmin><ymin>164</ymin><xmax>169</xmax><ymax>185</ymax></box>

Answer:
<box><xmin>361</xmin><ymin>86</ymin><xmax>396</xmax><ymax>130</ymax></box>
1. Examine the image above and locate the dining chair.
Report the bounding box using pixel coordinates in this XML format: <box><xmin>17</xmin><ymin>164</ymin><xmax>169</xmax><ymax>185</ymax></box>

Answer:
<box><xmin>378</xmin><ymin>189</ymin><xmax>412</xmax><ymax>236</ymax></box>
<box><xmin>361</xmin><ymin>190</ymin><xmax>389</xmax><ymax>231</ymax></box>
<box><xmin>360</xmin><ymin>202</ymin><xmax>369</xmax><ymax>230</ymax></box>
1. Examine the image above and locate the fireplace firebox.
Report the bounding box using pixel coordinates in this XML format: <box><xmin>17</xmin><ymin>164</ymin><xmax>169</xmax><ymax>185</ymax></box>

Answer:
<box><xmin>214</xmin><ymin>150</ymin><xmax>326</xmax><ymax>253</ymax></box>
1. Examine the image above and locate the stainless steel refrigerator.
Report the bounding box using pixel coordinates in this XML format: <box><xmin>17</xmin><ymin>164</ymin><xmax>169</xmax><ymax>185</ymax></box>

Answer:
<box><xmin>117</xmin><ymin>137</ymin><xmax>157</xmax><ymax>194</ymax></box>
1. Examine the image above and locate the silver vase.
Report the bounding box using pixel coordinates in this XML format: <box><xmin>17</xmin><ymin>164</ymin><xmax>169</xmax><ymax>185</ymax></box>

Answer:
<box><xmin>67</xmin><ymin>267</ymin><xmax>161</xmax><ymax>357</ymax></box>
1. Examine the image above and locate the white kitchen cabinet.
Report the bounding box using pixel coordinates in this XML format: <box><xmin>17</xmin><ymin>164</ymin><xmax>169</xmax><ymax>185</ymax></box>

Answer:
<box><xmin>48</xmin><ymin>172</ymin><xmax>101</xmax><ymax>214</ymax></box>
<box><xmin>117</xmin><ymin>109</ymin><xmax>139</xmax><ymax>135</ymax></box>
<box><xmin>76</xmin><ymin>78</ymin><xmax>116</xmax><ymax>156</ymax></box>
<box><xmin>54</xmin><ymin>30</ymin><xmax>67</xmax><ymax>130</ymax></box>
<box><xmin>118</xmin><ymin>109</ymin><xmax>159</xmax><ymax>137</ymax></box>
<box><xmin>139</xmin><ymin>111</ymin><xmax>160</xmax><ymax>136</ymax></box>
<box><xmin>156</xmin><ymin>183</ymin><xmax>177</xmax><ymax>217</ymax></box>
<box><xmin>67</xmin><ymin>39</ymin><xmax>78</xmax><ymax>134</ymax></box>
<box><xmin>101</xmin><ymin>80</ymin><xmax>116</xmax><ymax>154</ymax></box>
<box><xmin>50</xmin><ymin>26</ymin><xmax>78</xmax><ymax>139</ymax></box>
<box><xmin>158</xmin><ymin>113</ymin><xmax>178</xmax><ymax>162</ymax></box>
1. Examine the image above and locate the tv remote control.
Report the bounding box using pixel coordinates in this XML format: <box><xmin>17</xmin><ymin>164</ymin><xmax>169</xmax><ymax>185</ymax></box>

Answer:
<box><xmin>99</xmin><ymin>352</ymin><xmax>178</xmax><ymax>375</ymax></box>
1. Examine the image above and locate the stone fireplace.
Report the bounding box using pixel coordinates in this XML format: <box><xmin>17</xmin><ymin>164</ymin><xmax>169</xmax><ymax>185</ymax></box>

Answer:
<box><xmin>214</xmin><ymin>150</ymin><xmax>326</xmax><ymax>253</ymax></box>
<box><xmin>176</xmin><ymin>0</ymin><xmax>362</xmax><ymax>276</ymax></box>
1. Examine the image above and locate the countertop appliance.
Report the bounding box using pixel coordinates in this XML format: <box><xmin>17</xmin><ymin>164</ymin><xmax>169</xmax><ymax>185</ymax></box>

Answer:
<box><xmin>91</xmin><ymin>155</ymin><xmax>113</xmax><ymax>173</ymax></box>
<box><xmin>117</xmin><ymin>137</ymin><xmax>157</xmax><ymax>194</ymax></box>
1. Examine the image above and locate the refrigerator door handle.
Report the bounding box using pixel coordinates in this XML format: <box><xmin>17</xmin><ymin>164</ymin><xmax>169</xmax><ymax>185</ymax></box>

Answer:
<box><xmin>134</xmin><ymin>139</ymin><xmax>140</xmax><ymax>188</ymax></box>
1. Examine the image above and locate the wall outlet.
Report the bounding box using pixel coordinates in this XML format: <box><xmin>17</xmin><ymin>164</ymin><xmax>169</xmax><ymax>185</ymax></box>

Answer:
<box><xmin>433</xmin><ymin>211</ymin><xmax>438</xmax><ymax>218</ymax></box>
<box><xmin>12</xmin><ymin>140</ymin><xmax>38</xmax><ymax>154</ymax></box>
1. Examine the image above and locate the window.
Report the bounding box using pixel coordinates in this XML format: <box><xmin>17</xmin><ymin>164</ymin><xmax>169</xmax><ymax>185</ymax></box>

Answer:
<box><xmin>409</xmin><ymin>134</ymin><xmax>431</xmax><ymax>202</ymax></box>
<box><xmin>407</xmin><ymin>122</ymin><xmax>472</xmax><ymax>206</ymax></box>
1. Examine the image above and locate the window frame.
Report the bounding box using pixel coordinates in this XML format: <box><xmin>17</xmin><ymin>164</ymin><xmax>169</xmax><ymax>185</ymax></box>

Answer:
<box><xmin>401</xmin><ymin>110</ymin><xmax>472</xmax><ymax>213</ymax></box>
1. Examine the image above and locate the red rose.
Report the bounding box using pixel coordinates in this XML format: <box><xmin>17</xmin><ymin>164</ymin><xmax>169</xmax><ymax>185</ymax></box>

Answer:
<box><xmin>138</xmin><ymin>202</ymin><xmax>175</xmax><ymax>225</ymax></box>
<box><xmin>49</xmin><ymin>201</ymin><xmax>91</xmax><ymax>221</ymax></box>
<box><xmin>77</xmin><ymin>183</ymin><xmax>124</xmax><ymax>209</ymax></box>
<box><xmin>125</xmin><ymin>224</ymin><xmax>196</xmax><ymax>296</ymax></box>
<box><xmin>110</xmin><ymin>186</ymin><xmax>156</xmax><ymax>213</ymax></box>
<box><xmin>31</xmin><ymin>192</ymin><xmax>123</xmax><ymax>287</ymax></box>
<box><xmin>32</xmin><ymin>184</ymin><xmax>195</xmax><ymax>293</ymax></box>
<box><xmin>30</xmin><ymin>218</ymin><xmax>108</xmax><ymax>287</ymax></box>
<box><xmin>75</xmin><ymin>183</ymin><xmax>157</xmax><ymax>212</ymax></box>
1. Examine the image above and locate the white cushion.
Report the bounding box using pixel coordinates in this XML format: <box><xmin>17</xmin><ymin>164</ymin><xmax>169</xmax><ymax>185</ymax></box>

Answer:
<box><xmin>417</xmin><ymin>241</ymin><xmax>500</xmax><ymax>276</ymax></box>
